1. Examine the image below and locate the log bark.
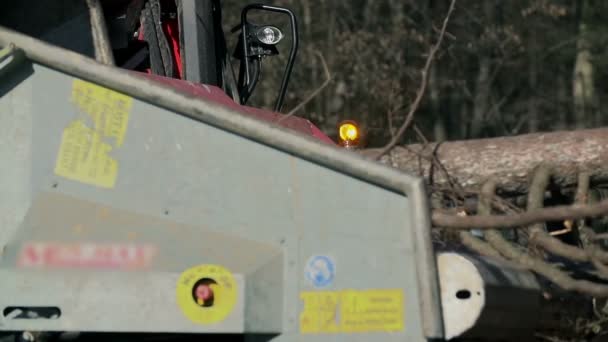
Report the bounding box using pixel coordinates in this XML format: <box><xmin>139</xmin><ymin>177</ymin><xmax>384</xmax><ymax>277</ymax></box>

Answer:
<box><xmin>362</xmin><ymin>127</ymin><xmax>608</xmax><ymax>195</ymax></box>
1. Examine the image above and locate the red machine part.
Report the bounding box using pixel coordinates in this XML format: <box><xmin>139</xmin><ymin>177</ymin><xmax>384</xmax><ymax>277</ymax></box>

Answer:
<box><xmin>139</xmin><ymin>73</ymin><xmax>335</xmax><ymax>145</ymax></box>
<box><xmin>162</xmin><ymin>18</ymin><xmax>182</xmax><ymax>78</ymax></box>
<box><xmin>131</xmin><ymin>1</ymin><xmax>334</xmax><ymax>145</ymax></box>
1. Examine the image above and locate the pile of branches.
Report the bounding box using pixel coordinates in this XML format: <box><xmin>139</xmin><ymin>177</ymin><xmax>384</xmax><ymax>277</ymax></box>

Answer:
<box><xmin>357</xmin><ymin>0</ymin><xmax>608</xmax><ymax>303</ymax></box>
<box><xmin>355</xmin><ymin>0</ymin><xmax>608</xmax><ymax>338</ymax></box>
<box><xmin>364</xmin><ymin>141</ymin><xmax>608</xmax><ymax>339</ymax></box>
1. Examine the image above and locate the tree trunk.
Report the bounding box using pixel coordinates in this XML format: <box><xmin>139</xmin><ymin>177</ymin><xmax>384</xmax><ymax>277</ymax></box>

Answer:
<box><xmin>470</xmin><ymin>1</ymin><xmax>494</xmax><ymax>138</ymax></box>
<box><xmin>470</xmin><ymin>58</ymin><xmax>490</xmax><ymax>138</ymax></box>
<box><xmin>555</xmin><ymin>68</ymin><xmax>569</xmax><ymax>130</ymax></box>
<box><xmin>430</xmin><ymin>65</ymin><xmax>447</xmax><ymax>142</ymax></box>
<box><xmin>363</xmin><ymin>0</ymin><xmax>377</xmax><ymax>29</ymax></box>
<box><xmin>362</xmin><ymin>127</ymin><xmax>608</xmax><ymax>195</ymax></box>
<box><xmin>573</xmin><ymin>0</ymin><xmax>597</xmax><ymax>129</ymax></box>
<box><xmin>323</xmin><ymin>0</ymin><xmax>336</xmax><ymax>116</ymax></box>
<box><xmin>528</xmin><ymin>24</ymin><xmax>538</xmax><ymax>133</ymax></box>
<box><xmin>458</xmin><ymin>96</ymin><xmax>469</xmax><ymax>139</ymax></box>
<box><xmin>388</xmin><ymin>0</ymin><xmax>404</xmax><ymax>27</ymax></box>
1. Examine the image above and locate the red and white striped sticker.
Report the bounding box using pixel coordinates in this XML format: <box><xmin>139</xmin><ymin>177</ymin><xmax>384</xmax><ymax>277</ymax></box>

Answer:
<box><xmin>17</xmin><ymin>242</ymin><xmax>157</xmax><ymax>269</ymax></box>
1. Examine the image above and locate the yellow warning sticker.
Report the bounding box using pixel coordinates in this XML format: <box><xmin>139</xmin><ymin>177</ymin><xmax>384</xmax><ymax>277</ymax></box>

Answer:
<box><xmin>54</xmin><ymin>80</ymin><xmax>133</xmax><ymax>188</ymax></box>
<box><xmin>176</xmin><ymin>264</ymin><xmax>238</xmax><ymax>325</ymax></box>
<box><xmin>71</xmin><ymin>79</ymin><xmax>132</xmax><ymax>147</ymax></box>
<box><xmin>299</xmin><ymin>289</ymin><xmax>404</xmax><ymax>334</ymax></box>
<box><xmin>54</xmin><ymin>121</ymin><xmax>118</xmax><ymax>188</ymax></box>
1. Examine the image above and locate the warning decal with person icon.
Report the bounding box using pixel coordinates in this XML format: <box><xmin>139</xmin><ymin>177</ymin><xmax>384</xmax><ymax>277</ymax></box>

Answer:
<box><xmin>176</xmin><ymin>264</ymin><xmax>237</xmax><ymax>324</ymax></box>
<box><xmin>304</xmin><ymin>255</ymin><xmax>335</xmax><ymax>288</ymax></box>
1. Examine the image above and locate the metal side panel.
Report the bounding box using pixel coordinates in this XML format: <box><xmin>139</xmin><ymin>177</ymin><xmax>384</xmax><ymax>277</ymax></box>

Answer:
<box><xmin>0</xmin><ymin>29</ymin><xmax>443</xmax><ymax>342</ymax></box>
<box><xmin>0</xmin><ymin>270</ymin><xmax>246</xmax><ymax>333</ymax></box>
<box><xmin>0</xmin><ymin>51</ymin><xmax>33</xmax><ymax>256</ymax></box>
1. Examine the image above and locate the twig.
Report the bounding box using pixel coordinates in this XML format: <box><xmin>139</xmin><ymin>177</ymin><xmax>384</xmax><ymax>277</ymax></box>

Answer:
<box><xmin>432</xmin><ymin>199</ymin><xmax>608</xmax><ymax>230</ymax></box>
<box><xmin>577</xmin><ymin>172</ymin><xmax>593</xmax><ymax>247</ymax></box>
<box><xmin>479</xmin><ymin>181</ymin><xmax>608</xmax><ymax>298</ymax></box>
<box><xmin>594</xmin><ymin>233</ymin><xmax>608</xmax><ymax>241</ymax></box>
<box><xmin>575</xmin><ymin>172</ymin><xmax>608</xmax><ymax>278</ymax></box>
<box><xmin>412</xmin><ymin>125</ymin><xmax>462</xmax><ymax>194</ymax></box>
<box><xmin>86</xmin><ymin>0</ymin><xmax>115</xmax><ymax>65</ymax></box>
<box><xmin>279</xmin><ymin>51</ymin><xmax>332</xmax><ymax>120</ymax></box>
<box><xmin>459</xmin><ymin>181</ymin><xmax>504</xmax><ymax>259</ymax></box>
<box><xmin>526</xmin><ymin>165</ymin><xmax>552</xmax><ymax>256</ymax></box>
<box><xmin>372</xmin><ymin>0</ymin><xmax>456</xmax><ymax>160</ymax></box>
<box><xmin>520</xmin><ymin>167</ymin><xmax>608</xmax><ymax>264</ymax></box>
<box><xmin>459</xmin><ymin>230</ymin><xmax>504</xmax><ymax>259</ymax></box>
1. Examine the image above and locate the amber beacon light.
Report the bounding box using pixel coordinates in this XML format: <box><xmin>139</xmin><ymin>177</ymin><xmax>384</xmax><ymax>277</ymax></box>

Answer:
<box><xmin>338</xmin><ymin>120</ymin><xmax>361</xmax><ymax>148</ymax></box>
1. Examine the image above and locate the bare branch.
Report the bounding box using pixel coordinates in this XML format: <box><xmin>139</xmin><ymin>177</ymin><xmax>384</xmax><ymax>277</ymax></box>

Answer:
<box><xmin>432</xmin><ymin>200</ymin><xmax>608</xmax><ymax>230</ymax></box>
<box><xmin>280</xmin><ymin>51</ymin><xmax>332</xmax><ymax>120</ymax></box>
<box><xmin>576</xmin><ymin>171</ymin><xmax>592</xmax><ymax>228</ymax></box>
<box><xmin>514</xmin><ymin>167</ymin><xmax>608</xmax><ymax>264</ymax></box>
<box><xmin>373</xmin><ymin>0</ymin><xmax>456</xmax><ymax>160</ymax></box>
<box><xmin>458</xmin><ymin>181</ymin><xmax>504</xmax><ymax>260</ymax></box>
<box><xmin>593</xmin><ymin>233</ymin><xmax>608</xmax><ymax>241</ymax></box>
<box><xmin>479</xmin><ymin>181</ymin><xmax>608</xmax><ymax>297</ymax></box>
<box><xmin>574</xmin><ymin>172</ymin><xmax>608</xmax><ymax>278</ymax></box>
<box><xmin>459</xmin><ymin>231</ymin><xmax>504</xmax><ymax>259</ymax></box>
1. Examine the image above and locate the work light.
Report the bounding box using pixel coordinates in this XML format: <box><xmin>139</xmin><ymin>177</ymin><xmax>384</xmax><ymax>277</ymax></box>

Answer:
<box><xmin>256</xmin><ymin>26</ymin><xmax>283</xmax><ymax>45</ymax></box>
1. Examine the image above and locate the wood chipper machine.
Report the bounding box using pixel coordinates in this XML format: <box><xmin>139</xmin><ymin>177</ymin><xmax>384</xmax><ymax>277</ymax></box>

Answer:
<box><xmin>0</xmin><ymin>1</ymin><xmax>544</xmax><ymax>341</ymax></box>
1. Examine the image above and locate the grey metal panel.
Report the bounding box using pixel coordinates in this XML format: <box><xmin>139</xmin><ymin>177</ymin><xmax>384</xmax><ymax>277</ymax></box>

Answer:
<box><xmin>2</xmin><ymin>193</ymin><xmax>284</xmax><ymax>275</ymax></box>
<box><xmin>0</xmin><ymin>54</ymin><xmax>32</xmax><ymax>254</ymax></box>
<box><xmin>0</xmin><ymin>270</ymin><xmax>246</xmax><ymax>333</ymax></box>
<box><xmin>19</xmin><ymin>64</ymin><xmax>423</xmax><ymax>340</ymax></box>
<box><xmin>0</xmin><ymin>28</ymin><xmax>443</xmax><ymax>341</ymax></box>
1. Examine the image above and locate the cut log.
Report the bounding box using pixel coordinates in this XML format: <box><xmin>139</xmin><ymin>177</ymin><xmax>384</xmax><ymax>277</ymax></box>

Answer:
<box><xmin>362</xmin><ymin>128</ymin><xmax>608</xmax><ymax>195</ymax></box>
<box><xmin>437</xmin><ymin>252</ymin><xmax>542</xmax><ymax>340</ymax></box>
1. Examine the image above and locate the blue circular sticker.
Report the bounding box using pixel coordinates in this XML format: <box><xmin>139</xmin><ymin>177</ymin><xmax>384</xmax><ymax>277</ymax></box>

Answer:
<box><xmin>305</xmin><ymin>255</ymin><xmax>335</xmax><ymax>288</ymax></box>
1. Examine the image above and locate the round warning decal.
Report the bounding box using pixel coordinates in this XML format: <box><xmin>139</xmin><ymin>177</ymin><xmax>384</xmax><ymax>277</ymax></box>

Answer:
<box><xmin>305</xmin><ymin>255</ymin><xmax>335</xmax><ymax>288</ymax></box>
<box><xmin>176</xmin><ymin>264</ymin><xmax>237</xmax><ymax>324</ymax></box>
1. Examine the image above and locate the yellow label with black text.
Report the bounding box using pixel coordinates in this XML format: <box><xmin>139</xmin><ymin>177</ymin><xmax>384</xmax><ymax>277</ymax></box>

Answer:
<box><xmin>300</xmin><ymin>289</ymin><xmax>404</xmax><ymax>334</ymax></box>
<box><xmin>54</xmin><ymin>80</ymin><xmax>132</xmax><ymax>188</ymax></box>
<box><xmin>176</xmin><ymin>264</ymin><xmax>238</xmax><ymax>325</ymax></box>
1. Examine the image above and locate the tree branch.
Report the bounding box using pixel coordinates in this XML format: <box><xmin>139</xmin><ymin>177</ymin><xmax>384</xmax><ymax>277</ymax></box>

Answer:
<box><xmin>373</xmin><ymin>0</ymin><xmax>456</xmax><ymax>160</ymax></box>
<box><xmin>280</xmin><ymin>51</ymin><xmax>332</xmax><ymax>120</ymax></box>
<box><xmin>458</xmin><ymin>181</ymin><xmax>504</xmax><ymax>259</ymax></box>
<box><xmin>432</xmin><ymin>199</ymin><xmax>608</xmax><ymax>230</ymax></box>
<box><xmin>479</xmin><ymin>181</ymin><xmax>608</xmax><ymax>297</ymax></box>
<box><xmin>516</xmin><ymin>167</ymin><xmax>608</xmax><ymax>264</ymax></box>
